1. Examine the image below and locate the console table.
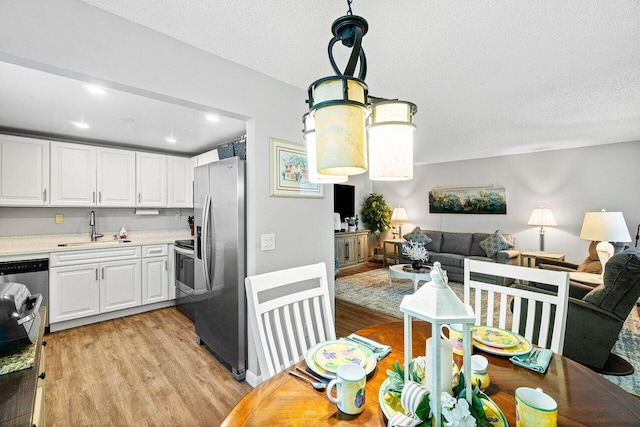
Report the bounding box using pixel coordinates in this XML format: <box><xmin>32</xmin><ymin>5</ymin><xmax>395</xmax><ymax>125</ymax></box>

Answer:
<box><xmin>334</xmin><ymin>230</ymin><xmax>370</xmax><ymax>269</ymax></box>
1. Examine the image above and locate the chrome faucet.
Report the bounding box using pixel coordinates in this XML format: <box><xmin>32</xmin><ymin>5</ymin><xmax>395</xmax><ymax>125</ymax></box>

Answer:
<box><xmin>89</xmin><ymin>210</ymin><xmax>104</xmax><ymax>241</ymax></box>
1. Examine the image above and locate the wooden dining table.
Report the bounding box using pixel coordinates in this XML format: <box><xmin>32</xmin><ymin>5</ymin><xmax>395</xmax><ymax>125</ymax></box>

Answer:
<box><xmin>222</xmin><ymin>321</ymin><xmax>640</xmax><ymax>426</ymax></box>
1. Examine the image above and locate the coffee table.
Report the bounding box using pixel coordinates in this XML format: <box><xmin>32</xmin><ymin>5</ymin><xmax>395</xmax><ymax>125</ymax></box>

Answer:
<box><xmin>388</xmin><ymin>264</ymin><xmax>431</xmax><ymax>292</ymax></box>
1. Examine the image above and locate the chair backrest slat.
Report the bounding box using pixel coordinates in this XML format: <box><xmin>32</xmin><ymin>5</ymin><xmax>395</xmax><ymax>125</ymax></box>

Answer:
<box><xmin>464</xmin><ymin>259</ymin><xmax>569</xmax><ymax>354</ymax></box>
<box><xmin>245</xmin><ymin>262</ymin><xmax>335</xmax><ymax>383</ymax></box>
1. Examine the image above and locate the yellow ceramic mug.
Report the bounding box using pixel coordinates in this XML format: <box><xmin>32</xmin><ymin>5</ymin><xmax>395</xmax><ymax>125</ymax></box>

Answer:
<box><xmin>440</xmin><ymin>323</ymin><xmax>471</xmax><ymax>356</ymax></box>
<box><xmin>515</xmin><ymin>387</ymin><xmax>558</xmax><ymax>427</ymax></box>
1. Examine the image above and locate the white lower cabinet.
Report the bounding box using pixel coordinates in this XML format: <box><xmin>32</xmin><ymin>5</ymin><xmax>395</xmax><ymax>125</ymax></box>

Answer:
<box><xmin>100</xmin><ymin>259</ymin><xmax>142</xmax><ymax>312</ymax></box>
<box><xmin>142</xmin><ymin>257</ymin><xmax>168</xmax><ymax>304</ymax></box>
<box><xmin>49</xmin><ymin>246</ymin><xmax>143</xmax><ymax>324</ymax></box>
<box><xmin>50</xmin><ymin>263</ymin><xmax>100</xmax><ymax>322</ymax></box>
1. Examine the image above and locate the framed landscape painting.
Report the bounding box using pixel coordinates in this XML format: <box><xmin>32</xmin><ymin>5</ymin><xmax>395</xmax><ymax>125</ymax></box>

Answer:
<box><xmin>269</xmin><ymin>138</ymin><xmax>324</xmax><ymax>198</ymax></box>
<box><xmin>429</xmin><ymin>186</ymin><xmax>506</xmax><ymax>214</ymax></box>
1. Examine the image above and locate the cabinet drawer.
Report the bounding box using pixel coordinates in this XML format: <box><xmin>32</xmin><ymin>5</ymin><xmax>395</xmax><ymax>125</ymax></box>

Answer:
<box><xmin>50</xmin><ymin>246</ymin><xmax>141</xmax><ymax>267</ymax></box>
<box><xmin>142</xmin><ymin>244</ymin><xmax>167</xmax><ymax>258</ymax></box>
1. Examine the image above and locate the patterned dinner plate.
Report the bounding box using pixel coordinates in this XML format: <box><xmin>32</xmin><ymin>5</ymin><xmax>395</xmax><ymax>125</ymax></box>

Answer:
<box><xmin>313</xmin><ymin>341</ymin><xmax>369</xmax><ymax>373</ymax></box>
<box><xmin>473</xmin><ymin>326</ymin><xmax>520</xmax><ymax>349</ymax></box>
<box><xmin>305</xmin><ymin>340</ymin><xmax>375</xmax><ymax>379</ymax></box>
<box><xmin>473</xmin><ymin>333</ymin><xmax>532</xmax><ymax>356</ymax></box>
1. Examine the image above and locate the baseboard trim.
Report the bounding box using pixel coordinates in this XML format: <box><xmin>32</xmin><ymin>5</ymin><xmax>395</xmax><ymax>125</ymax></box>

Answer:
<box><xmin>50</xmin><ymin>300</ymin><xmax>175</xmax><ymax>332</ymax></box>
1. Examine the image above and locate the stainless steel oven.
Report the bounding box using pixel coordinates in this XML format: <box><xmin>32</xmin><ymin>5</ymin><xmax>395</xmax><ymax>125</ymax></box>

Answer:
<box><xmin>174</xmin><ymin>239</ymin><xmax>195</xmax><ymax>322</ymax></box>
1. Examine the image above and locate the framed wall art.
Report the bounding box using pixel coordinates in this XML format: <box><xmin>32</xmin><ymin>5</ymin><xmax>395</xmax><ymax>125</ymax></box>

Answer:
<box><xmin>428</xmin><ymin>186</ymin><xmax>506</xmax><ymax>214</ymax></box>
<box><xmin>270</xmin><ymin>138</ymin><xmax>324</xmax><ymax>198</ymax></box>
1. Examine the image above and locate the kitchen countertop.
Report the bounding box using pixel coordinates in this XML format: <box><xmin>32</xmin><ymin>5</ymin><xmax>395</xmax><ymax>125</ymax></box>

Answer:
<box><xmin>0</xmin><ymin>230</ymin><xmax>192</xmax><ymax>261</ymax></box>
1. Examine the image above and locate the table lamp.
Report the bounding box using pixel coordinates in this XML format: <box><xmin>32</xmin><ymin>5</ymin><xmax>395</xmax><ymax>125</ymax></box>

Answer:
<box><xmin>391</xmin><ymin>207</ymin><xmax>409</xmax><ymax>238</ymax></box>
<box><xmin>399</xmin><ymin>262</ymin><xmax>475</xmax><ymax>426</ymax></box>
<box><xmin>527</xmin><ymin>206</ymin><xmax>557</xmax><ymax>252</ymax></box>
<box><xmin>580</xmin><ymin>210</ymin><xmax>631</xmax><ymax>274</ymax></box>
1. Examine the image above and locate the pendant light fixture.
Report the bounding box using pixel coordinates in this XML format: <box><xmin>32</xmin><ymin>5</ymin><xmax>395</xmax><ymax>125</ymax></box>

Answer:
<box><xmin>304</xmin><ymin>0</ymin><xmax>417</xmax><ymax>181</ymax></box>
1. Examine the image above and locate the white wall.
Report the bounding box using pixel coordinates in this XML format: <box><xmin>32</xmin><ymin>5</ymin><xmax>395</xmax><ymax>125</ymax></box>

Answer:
<box><xmin>373</xmin><ymin>141</ymin><xmax>640</xmax><ymax>263</ymax></box>
<box><xmin>0</xmin><ymin>0</ymin><xmax>334</xmax><ymax>384</ymax></box>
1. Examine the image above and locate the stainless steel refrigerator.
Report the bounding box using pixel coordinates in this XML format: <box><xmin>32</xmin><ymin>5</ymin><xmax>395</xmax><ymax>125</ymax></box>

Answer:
<box><xmin>194</xmin><ymin>157</ymin><xmax>246</xmax><ymax>381</ymax></box>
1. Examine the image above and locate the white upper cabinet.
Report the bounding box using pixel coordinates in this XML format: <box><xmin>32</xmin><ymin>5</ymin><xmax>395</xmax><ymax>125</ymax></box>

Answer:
<box><xmin>0</xmin><ymin>135</ymin><xmax>49</xmax><ymax>206</ymax></box>
<box><xmin>97</xmin><ymin>147</ymin><xmax>136</xmax><ymax>207</ymax></box>
<box><xmin>50</xmin><ymin>141</ymin><xmax>97</xmax><ymax>206</ymax></box>
<box><xmin>167</xmin><ymin>155</ymin><xmax>194</xmax><ymax>208</ymax></box>
<box><xmin>136</xmin><ymin>152</ymin><xmax>167</xmax><ymax>207</ymax></box>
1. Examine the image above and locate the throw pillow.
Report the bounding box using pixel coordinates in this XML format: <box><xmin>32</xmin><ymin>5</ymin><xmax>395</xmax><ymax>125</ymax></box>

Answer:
<box><xmin>479</xmin><ymin>230</ymin><xmax>515</xmax><ymax>257</ymax></box>
<box><xmin>403</xmin><ymin>226</ymin><xmax>433</xmax><ymax>246</ymax></box>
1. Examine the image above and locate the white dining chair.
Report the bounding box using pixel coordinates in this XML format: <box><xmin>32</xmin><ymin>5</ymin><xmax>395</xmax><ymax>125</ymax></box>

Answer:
<box><xmin>463</xmin><ymin>258</ymin><xmax>570</xmax><ymax>354</ymax></box>
<box><xmin>245</xmin><ymin>262</ymin><xmax>335</xmax><ymax>382</ymax></box>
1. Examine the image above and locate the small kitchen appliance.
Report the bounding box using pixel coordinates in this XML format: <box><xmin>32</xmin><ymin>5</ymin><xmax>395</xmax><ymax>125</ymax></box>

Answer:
<box><xmin>0</xmin><ymin>282</ymin><xmax>43</xmax><ymax>356</ymax></box>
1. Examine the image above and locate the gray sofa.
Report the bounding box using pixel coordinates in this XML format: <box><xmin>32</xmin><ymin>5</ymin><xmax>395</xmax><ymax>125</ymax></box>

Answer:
<box><xmin>398</xmin><ymin>230</ymin><xmax>521</xmax><ymax>285</ymax></box>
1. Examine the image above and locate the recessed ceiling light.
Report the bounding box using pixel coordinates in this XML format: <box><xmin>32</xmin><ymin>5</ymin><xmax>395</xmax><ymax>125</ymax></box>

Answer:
<box><xmin>117</xmin><ymin>117</ymin><xmax>135</xmax><ymax>122</ymax></box>
<box><xmin>206</xmin><ymin>114</ymin><xmax>220</xmax><ymax>122</ymax></box>
<box><xmin>71</xmin><ymin>121</ymin><xmax>90</xmax><ymax>129</ymax></box>
<box><xmin>83</xmin><ymin>84</ymin><xmax>106</xmax><ymax>95</ymax></box>
<box><xmin>165</xmin><ymin>136</ymin><xmax>177</xmax><ymax>143</ymax></box>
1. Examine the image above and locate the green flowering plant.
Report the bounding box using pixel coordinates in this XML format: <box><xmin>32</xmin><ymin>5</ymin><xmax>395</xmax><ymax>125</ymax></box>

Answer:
<box><xmin>386</xmin><ymin>359</ymin><xmax>492</xmax><ymax>427</ymax></box>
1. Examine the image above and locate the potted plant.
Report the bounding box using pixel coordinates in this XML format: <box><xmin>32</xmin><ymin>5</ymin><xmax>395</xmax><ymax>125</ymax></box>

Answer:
<box><xmin>360</xmin><ymin>193</ymin><xmax>393</xmax><ymax>247</ymax></box>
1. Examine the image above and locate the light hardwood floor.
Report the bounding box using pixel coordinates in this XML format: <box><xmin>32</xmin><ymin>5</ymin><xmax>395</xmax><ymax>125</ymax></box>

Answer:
<box><xmin>44</xmin><ymin>293</ymin><xmax>393</xmax><ymax>425</ymax></box>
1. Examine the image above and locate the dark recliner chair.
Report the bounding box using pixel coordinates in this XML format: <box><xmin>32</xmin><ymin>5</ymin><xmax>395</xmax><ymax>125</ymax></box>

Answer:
<box><xmin>517</xmin><ymin>248</ymin><xmax>640</xmax><ymax>372</ymax></box>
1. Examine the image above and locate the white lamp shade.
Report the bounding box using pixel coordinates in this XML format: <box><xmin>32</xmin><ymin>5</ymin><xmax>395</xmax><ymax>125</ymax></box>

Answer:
<box><xmin>310</xmin><ymin>77</ymin><xmax>368</xmax><ymax>176</ymax></box>
<box><xmin>391</xmin><ymin>207</ymin><xmax>409</xmax><ymax>222</ymax></box>
<box><xmin>367</xmin><ymin>101</ymin><xmax>415</xmax><ymax>181</ymax></box>
<box><xmin>527</xmin><ymin>207</ymin><xmax>557</xmax><ymax>227</ymax></box>
<box><xmin>580</xmin><ymin>211</ymin><xmax>631</xmax><ymax>242</ymax></box>
<box><xmin>302</xmin><ymin>113</ymin><xmax>347</xmax><ymax>184</ymax></box>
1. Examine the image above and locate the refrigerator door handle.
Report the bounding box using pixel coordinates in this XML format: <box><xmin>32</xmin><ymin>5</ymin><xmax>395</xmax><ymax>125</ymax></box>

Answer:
<box><xmin>202</xmin><ymin>194</ymin><xmax>212</xmax><ymax>291</ymax></box>
<box><xmin>209</xmin><ymin>201</ymin><xmax>217</xmax><ymax>292</ymax></box>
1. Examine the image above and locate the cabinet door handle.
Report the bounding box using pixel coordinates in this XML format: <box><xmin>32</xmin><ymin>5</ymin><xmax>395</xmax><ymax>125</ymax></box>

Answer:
<box><xmin>95</xmin><ymin>268</ymin><xmax>98</xmax><ymax>281</ymax></box>
<box><xmin>345</xmin><ymin>242</ymin><xmax>349</xmax><ymax>260</ymax></box>
<box><xmin>99</xmin><ymin>191</ymin><xmax>102</xmax><ymax>203</ymax></box>
<box><xmin>164</xmin><ymin>260</ymin><xmax>167</xmax><ymax>271</ymax></box>
<box><xmin>102</xmin><ymin>267</ymin><xmax>105</xmax><ymax>280</ymax></box>
<box><xmin>149</xmin><ymin>249</ymin><xmax>162</xmax><ymax>254</ymax></box>
<box><xmin>43</xmin><ymin>189</ymin><xmax>47</xmax><ymax>202</ymax></box>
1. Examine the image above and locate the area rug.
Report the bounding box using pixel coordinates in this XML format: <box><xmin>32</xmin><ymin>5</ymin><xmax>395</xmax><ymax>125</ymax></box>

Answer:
<box><xmin>335</xmin><ymin>268</ymin><xmax>640</xmax><ymax>396</ymax></box>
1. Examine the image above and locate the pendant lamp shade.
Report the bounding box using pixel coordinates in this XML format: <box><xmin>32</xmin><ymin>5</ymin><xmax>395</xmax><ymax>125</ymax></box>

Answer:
<box><xmin>302</xmin><ymin>113</ymin><xmax>348</xmax><ymax>184</ymax></box>
<box><xmin>309</xmin><ymin>77</ymin><xmax>368</xmax><ymax>176</ymax></box>
<box><xmin>368</xmin><ymin>101</ymin><xmax>416</xmax><ymax>181</ymax></box>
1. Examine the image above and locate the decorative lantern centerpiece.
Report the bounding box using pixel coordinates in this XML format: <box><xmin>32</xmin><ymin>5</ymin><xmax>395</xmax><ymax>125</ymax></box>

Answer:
<box><xmin>399</xmin><ymin>262</ymin><xmax>475</xmax><ymax>426</ymax></box>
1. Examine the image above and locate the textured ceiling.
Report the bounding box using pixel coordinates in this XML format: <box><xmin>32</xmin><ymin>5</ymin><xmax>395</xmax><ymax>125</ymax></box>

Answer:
<box><xmin>70</xmin><ymin>1</ymin><xmax>640</xmax><ymax>163</ymax></box>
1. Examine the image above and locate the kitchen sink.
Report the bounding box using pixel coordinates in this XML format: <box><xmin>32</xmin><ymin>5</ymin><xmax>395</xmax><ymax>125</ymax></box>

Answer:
<box><xmin>57</xmin><ymin>240</ymin><xmax>131</xmax><ymax>247</ymax></box>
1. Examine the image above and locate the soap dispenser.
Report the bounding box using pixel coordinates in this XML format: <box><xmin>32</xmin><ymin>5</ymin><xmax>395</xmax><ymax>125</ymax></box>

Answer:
<box><xmin>119</xmin><ymin>226</ymin><xmax>128</xmax><ymax>240</ymax></box>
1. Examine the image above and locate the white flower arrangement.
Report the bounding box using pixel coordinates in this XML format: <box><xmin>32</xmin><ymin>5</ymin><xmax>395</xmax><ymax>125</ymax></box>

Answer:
<box><xmin>386</xmin><ymin>357</ymin><xmax>491</xmax><ymax>427</ymax></box>
<box><xmin>403</xmin><ymin>241</ymin><xmax>429</xmax><ymax>262</ymax></box>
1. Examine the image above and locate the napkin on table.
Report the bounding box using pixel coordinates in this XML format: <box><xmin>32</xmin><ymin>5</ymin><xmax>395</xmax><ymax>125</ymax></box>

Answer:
<box><xmin>343</xmin><ymin>333</ymin><xmax>391</xmax><ymax>360</ymax></box>
<box><xmin>510</xmin><ymin>348</ymin><xmax>553</xmax><ymax>373</ymax></box>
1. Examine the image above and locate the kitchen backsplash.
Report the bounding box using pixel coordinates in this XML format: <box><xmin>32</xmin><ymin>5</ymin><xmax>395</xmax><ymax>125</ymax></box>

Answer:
<box><xmin>0</xmin><ymin>207</ymin><xmax>193</xmax><ymax>237</ymax></box>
